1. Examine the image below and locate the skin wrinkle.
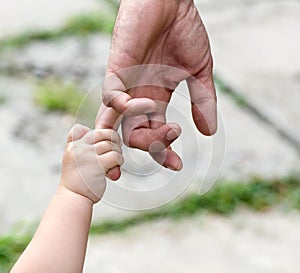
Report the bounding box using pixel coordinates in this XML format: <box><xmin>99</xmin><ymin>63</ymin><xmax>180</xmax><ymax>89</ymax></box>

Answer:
<box><xmin>112</xmin><ymin>1</ymin><xmax>176</xmax><ymax>68</ymax></box>
<box><xmin>191</xmin><ymin>58</ymin><xmax>217</xmax><ymax>101</ymax></box>
<box><xmin>110</xmin><ymin>1</ymin><xmax>209</xmax><ymax>84</ymax></box>
<box><xmin>146</xmin><ymin>2</ymin><xmax>174</xmax><ymax>52</ymax></box>
<box><xmin>98</xmin><ymin>0</ymin><xmax>217</xmax><ymax>171</ymax></box>
<box><xmin>174</xmin><ymin>15</ymin><xmax>208</xmax><ymax>72</ymax></box>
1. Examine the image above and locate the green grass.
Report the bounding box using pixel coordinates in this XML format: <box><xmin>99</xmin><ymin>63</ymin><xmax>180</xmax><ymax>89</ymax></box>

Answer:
<box><xmin>0</xmin><ymin>10</ymin><xmax>116</xmax><ymax>52</ymax></box>
<box><xmin>90</xmin><ymin>176</ymin><xmax>300</xmax><ymax>235</ymax></box>
<box><xmin>0</xmin><ymin>95</ymin><xmax>6</xmax><ymax>105</ymax></box>
<box><xmin>34</xmin><ymin>78</ymin><xmax>85</xmax><ymax>115</ymax></box>
<box><xmin>214</xmin><ymin>75</ymin><xmax>248</xmax><ymax>107</ymax></box>
<box><xmin>0</xmin><ymin>30</ymin><xmax>60</xmax><ymax>50</ymax></box>
<box><xmin>1</xmin><ymin>176</ymin><xmax>300</xmax><ymax>272</ymax></box>
<box><xmin>0</xmin><ymin>235</ymin><xmax>31</xmax><ymax>273</ymax></box>
<box><xmin>63</xmin><ymin>11</ymin><xmax>115</xmax><ymax>36</ymax></box>
<box><xmin>102</xmin><ymin>0</ymin><xmax>120</xmax><ymax>13</ymax></box>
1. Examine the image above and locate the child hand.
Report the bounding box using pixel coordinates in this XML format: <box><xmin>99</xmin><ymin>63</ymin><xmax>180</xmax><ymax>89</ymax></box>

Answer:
<box><xmin>60</xmin><ymin>124</ymin><xmax>124</xmax><ymax>203</ymax></box>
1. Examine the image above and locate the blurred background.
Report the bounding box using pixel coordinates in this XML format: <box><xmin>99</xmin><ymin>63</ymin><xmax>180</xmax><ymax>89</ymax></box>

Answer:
<box><xmin>0</xmin><ymin>0</ymin><xmax>300</xmax><ymax>272</ymax></box>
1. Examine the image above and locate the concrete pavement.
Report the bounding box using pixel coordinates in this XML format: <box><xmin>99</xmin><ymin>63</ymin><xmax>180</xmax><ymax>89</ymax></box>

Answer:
<box><xmin>0</xmin><ymin>0</ymin><xmax>299</xmax><ymax>272</ymax></box>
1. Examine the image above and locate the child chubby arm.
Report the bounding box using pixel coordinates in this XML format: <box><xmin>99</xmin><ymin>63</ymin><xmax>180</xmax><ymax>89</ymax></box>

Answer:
<box><xmin>10</xmin><ymin>124</ymin><xmax>124</xmax><ymax>273</ymax></box>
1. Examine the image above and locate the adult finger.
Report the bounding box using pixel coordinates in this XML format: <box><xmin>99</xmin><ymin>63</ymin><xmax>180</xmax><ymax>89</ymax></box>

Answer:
<box><xmin>148</xmin><ymin>113</ymin><xmax>183</xmax><ymax>171</ymax></box>
<box><xmin>95</xmin><ymin>105</ymin><xmax>122</xmax><ymax>181</ymax></box>
<box><xmin>122</xmin><ymin>114</ymin><xmax>183</xmax><ymax>171</ymax></box>
<box><xmin>102</xmin><ymin>69</ymin><xmax>157</xmax><ymax>117</ymax></box>
<box><xmin>123</xmin><ymin>120</ymin><xmax>182</xmax><ymax>152</ymax></box>
<box><xmin>95</xmin><ymin>105</ymin><xmax>121</xmax><ymax>130</ymax></box>
<box><xmin>150</xmin><ymin>146</ymin><xmax>183</xmax><ymax>171</ymax></box>
<box><xmin>106</xmin><ymin>164</ymin><xmax>121</xmax><ymax>181</ymax></box>
<box><xmin>187</xmin><ymin>71</ymin><xmax>217</xmax><ymax>136</ymax></box>
<box><xmin>103</xmin><ymin>90</ymin><xmax>157</xmax><ymax>117</ymax></box>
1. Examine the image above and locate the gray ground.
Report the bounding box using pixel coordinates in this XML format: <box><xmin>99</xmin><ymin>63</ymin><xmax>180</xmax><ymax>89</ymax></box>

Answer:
<box><xmin>0</xmin><ymin>0</ymin><xmax>99</xmax><ymax>38</ymax></box>
<box><xmin>85</xmin><ymin>210</ymin><xmax>300</xmax><ymax>273</ymax></box>
<box><xmin>0</xmin><ymin>0</ymin><xmax>299</xmax><ymax>272</ymax></box>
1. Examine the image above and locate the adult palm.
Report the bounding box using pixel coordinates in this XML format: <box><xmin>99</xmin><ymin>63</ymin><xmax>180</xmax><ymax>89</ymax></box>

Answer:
<box><xmin>96</xmin><ymin>0</ymin><xmax>217</xmax><ymax>180</ymax></box>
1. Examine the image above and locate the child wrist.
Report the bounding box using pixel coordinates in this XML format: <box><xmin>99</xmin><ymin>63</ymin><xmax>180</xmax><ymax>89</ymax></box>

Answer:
<box><xmin>56</xmin><ymin>185</ymin><xmax>96</xmax><ymax>206</ymax></box>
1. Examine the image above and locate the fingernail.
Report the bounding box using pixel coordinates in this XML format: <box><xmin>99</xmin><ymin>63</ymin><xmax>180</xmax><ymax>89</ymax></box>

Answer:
<box><xmin>167</xmin><ymin>161</ymin><xmax>183</xmax><ymax>171</ymax></box>
<box><xmin>167</xmin><ymin>165</ymin><xmax>178</xmax><ymax>171</ymax></box>
<box><xmin>166</xmin><ymin>129</ymin><xmax>180</xmax><ymax>141</ymax></box>
<box><xmin>166</xmin><ymin>125</ymin><xmax>181</xmax><ymax>141</ymax></box>
<box><xmin>149</xmin><ymin>141</ymin><xmax>165</xmax><ymax>153</ymax></box>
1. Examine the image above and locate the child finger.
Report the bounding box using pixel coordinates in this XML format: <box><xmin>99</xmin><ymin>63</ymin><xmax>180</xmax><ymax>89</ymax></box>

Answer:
<box><xmin>98</xmin><ymin>151</ymin><xmax>124</xmax><ymax>172</ymax></box>
<box><xmin>94</xmin><ymin>141</ymin><xmax>122</xmax><ymax>155</ymax></box>
<box><xmin>83</xmin><ymin>129</ymin><xmax>121</xmax><ymax>145</ymax></box>
<box><xmin>67</xmin><ymin>124</ymin><xmax>90</xmax><ymax>143</ymax></box>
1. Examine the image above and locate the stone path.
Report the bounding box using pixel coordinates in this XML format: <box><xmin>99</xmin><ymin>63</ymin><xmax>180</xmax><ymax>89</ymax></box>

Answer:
<box><xmin>84</xmin><ymin>210</ymin><xmax>300</xmax><ymax>273</ymax></box>
<box><xmin>0</xmin><ymin>31</ymin><xmax>299</xmax><ymax>230</ymax></box>
<box><xmin>197</xmin><ymin>0</ymin><xmax>300</xmax><ymax>150</ymax></box>
<box><xmin>0</xmin><ymin>0</ymin><xmax>101</xmax><ymax>38</ymax></box>
<box><xmin>0</xmin><ymin>0</ymin><xmax>299</xmax><ymax>271</ymax></box>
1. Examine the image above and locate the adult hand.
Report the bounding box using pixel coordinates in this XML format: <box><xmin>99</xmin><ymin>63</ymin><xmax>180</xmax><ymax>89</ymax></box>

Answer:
<box><xmin>96</xmin><ymin>0</ymin><xmax>217</xmax><ymax>180</ymax></box>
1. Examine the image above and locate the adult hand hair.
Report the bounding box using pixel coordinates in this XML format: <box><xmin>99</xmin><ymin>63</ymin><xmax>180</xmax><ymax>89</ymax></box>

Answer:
<box><xmin>96</xmin><ymin>0</ymin><xmax>217</xmax><ymax>180</ymax></box>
